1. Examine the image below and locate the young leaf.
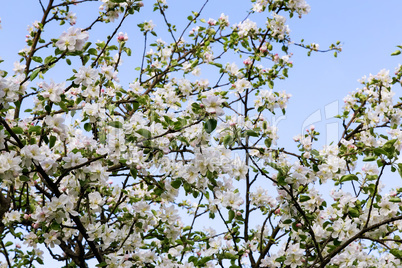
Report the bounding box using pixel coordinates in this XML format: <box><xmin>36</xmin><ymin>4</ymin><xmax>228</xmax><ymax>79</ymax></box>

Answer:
<box><xmin>204</xmin><ymin>118</ymin><xmax>217</xmax><ymax>134</ymax></box>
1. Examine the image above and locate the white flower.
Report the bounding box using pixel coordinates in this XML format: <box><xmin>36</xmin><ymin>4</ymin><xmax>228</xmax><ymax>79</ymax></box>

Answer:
<box><xmin>202</xmin><ymin>95</ymin><xmax>224</xmax><ymax>116</ymax></box>
<box><xmin>56</xmin><ymin>27</ymin><xmax>89</xmax><ymax>51</ymax></box>
<box><xmin>21</xmin><ymin>145</ymin><xmax>45</xmax><ymax>164</ymax></box>
<box><xmin>143</xmin><ymin>20</ymin><xmax>155</xmax><ymax>31</ymax></box>
<box><xmin>62</xmin><ymin>152</ymin><xmax>88</xmax><ymax>169</ymax></box>
<box><xmin>40</xmin><ymin>80</ymin><xmax>65</xmax><ymax>103</ymax></box>
<box><xmin>45</xmin><ymin>114</ymin><xmax>66</xmax><ymax>134</ymax></box>
<box><xmin>236</xmin><ymin>19</ymin><xmax>257</xmax><ymax>37</ymax></box>
<box><xmin>101</xmin><ymin>65</ymin><xmax>118</xmax><ymax>81</ymax></box>
<box><xmin>268</xmin><ymin>13</ymin><xmax>290</xmax><ymax>40</ymax></box>
<box><xmin>74</xmin><ymin>67</ymin><xmax>99</xmax><ymax>87</ymax></box>
<box><xmin>221</xmin><ymin>191</ymin><xmax>244</xmax><ymax>209</ymax></box>
<box><xmin>43</xmin><ymin>230</ymin><xmax>60</xmax><ymax>248</ymax></box>
<box><xmin>4</xmin><ymin>211</ymin><xmax>21</xmax><ymax>224</ymax></box>
<box><xmin>66</xmin><ymin>12</ymin><xmax>77</xmax><ymax>25</ymax></box>
<box><xmin>128</xmin><ymin>81</ymin><xmax>144</xmax><ymax>93</ymax></box>
<box><xmin>88</xmin><ymin>192</ymin><xmax>105</xmax><ymax>210</ymax></box>
<box><xmin>191</xmin><ymin>67</ymin><xmax>201</xmax><ymax>76</ymax></box>
<box><xmin>13</xmin><ymin>61</ymin><xmax>26</xmax><ymax>75</ymax></box>
<box><xmin>233</xmin><ymin>78</ymin><xmax>251</xmax><ymax>94</ymax></box>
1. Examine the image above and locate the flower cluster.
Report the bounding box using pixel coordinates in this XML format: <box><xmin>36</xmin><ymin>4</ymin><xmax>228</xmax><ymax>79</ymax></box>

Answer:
<box><xmin>267</xmin><ymin>13</ymin><xmax>290</xmax><ymax>40</ymax></box>
<box><xmin>56</xmin><ymin>27</ymin><xmax>89</xmax><ymax>51</ymax></box>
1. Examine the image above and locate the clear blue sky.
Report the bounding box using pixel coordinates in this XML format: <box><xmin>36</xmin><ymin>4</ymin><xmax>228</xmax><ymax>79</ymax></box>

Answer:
<box><xmin>1</xmin><ymin>0</ymin><xmax>402</xmax><ymax>266</ymax></box>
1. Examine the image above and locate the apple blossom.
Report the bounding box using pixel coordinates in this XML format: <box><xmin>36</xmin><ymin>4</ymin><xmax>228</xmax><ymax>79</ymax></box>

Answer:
<box><xmin>0</xmin><ymin>0</ymin><xmax>398</xmax><ymax>267</ymax></box>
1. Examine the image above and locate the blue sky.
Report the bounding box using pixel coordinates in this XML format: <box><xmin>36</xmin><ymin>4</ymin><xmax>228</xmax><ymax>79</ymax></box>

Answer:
<box><xmin>1</xmin><ymin>0</ymin><xmax>402</xmax><ymax>266</ymax></box>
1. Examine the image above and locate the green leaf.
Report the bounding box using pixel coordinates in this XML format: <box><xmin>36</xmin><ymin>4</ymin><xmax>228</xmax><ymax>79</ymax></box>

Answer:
<box><xmin>123</xmin><ymin>47</ymin><xmax>132</xmax><ymax>56</ymax></box>
<box><xmin>84</xmin><ymin>123</ymin><xmax>92</xmax><ymax>132</ymax></box>
<box><xmin>282</xmin><ymin>219</ymin><xmax>292</xmax><ymax>224</ymax></box>
<box><xmin>11</xmin><ymin>127</ymin><xmax>24</xmax><ymax>134</ymax></box>
<box><xmin>340</xmin><ymin>174</ymin><xmax>359</xmax><ymax>183</ymax></box>
<box><xmin>88</xmin><ymin>48</ymin><xmax>98</xmax><ymax>56</ymax></box>
<box><xmin>28</xmin><ymin>126</ymin><xmax>41</xmax><ymax>135</ymax></box>
<box><xmin>223</xmin><ymin>135</ymin><xmax>233</xmax><ymax>147</ymax></box>
<box><xmin>171</xmin><ymin>179</ymin><xmax>181</xmax><ymax>189</ymax></box>
<box><xmin>130</xmin><ymin>168</ymin><xmax>137</xmax><ymax>179</ymax></box>
<box><xmin>30</xmin><ymin>69</ymin><xmax>41</xmax><ymax>81</ymax></box>
<box><xmin>277</xmin><ymin>174</ymin><xmax>287</xmax><ymax>186</ymax></box>
<box><xmin>299</xmin><ymin>195</ymin><xmax>311</xmax><ymax>202</ymax></box>
<box><xmin>49</xmin><ymin>135</ymin><xmax>56</xmax><ymax>148</ymax></box>
<box><xmin>373</xmin><ymin>148</ymin><xmax>388</xmax><ymax>156</ymax></box>
<box><xmin>137</xmin><ymin>128</ymin><xmax>152</xmax><ymax>138</ymax></box>
<box><xmin>348</xmin><ymin>207</ymin><xmax>360</xmax><ymax>217</ymax></box>
<box><xmin>108</xmin><ymin>121</ymin><xmax>123</xmax><ymax>128</ymax></box>
<box><xmin>383</xmin><ymin>139</ymin><xmax>397</xmax><ymax>153</ymax></box>
<box><xmin>204</xmin><ymin>118</ymin><xmax>217</xmax><ymax>134</ymax></box>
<box><xmin>363</xmin><ymin>156</ymin><xmax>376</xmax><ymax>162</ymax></box>
<box><xmin>82</xmin><ymin>54</ymin><xmax>90</xmax><ymax>65</ymax></box>
<box><xmin>228</xmin><ymin>210</ymin><xmax>235</xmax><ymax>223</ymax></box>
<box><xmin>275</xmin><ymin>256</ymin><xmax>286</xmax><ymax>262</ymax></box>
<box><xmin>265</xmin><ymin>138</ymin><xmax>272</xmax><ymax>148</ymax></box>
<box><xmin>390</xmin><ymin>248</ymin><xmax>402</xmax><ymax>259</ymax></box>
<box><xmin>268</xmin><ymin>80</ymin><xmax>274</xmax><ymax>89</ymax></box>
<box><xmin>245</xmin><ymin>130</ymin><xmax>259</xmax><ymax>137</ymax></box>
<box><xmin>44</xmin><ymin>56</ymin><xmax>54</xmax><ymax>65</ymax></box>
<box><xmin>398</xmin><ymin>163</ymin><xmax>402</xmax><ymax>179</ymax></box>
<box><xmin>20</xmin><ymin>175</ymin><xmax>30</xmax><ymax>182</ymax></box>
<box><xmin>282</xmin><ymin>68</ymin><xmax>288</xmax><ymax>78</ymax></box>
<box><xmin>36</xmin><ymin>257</ymin><xmax>44</xmax><ymax>265</ymax></box>
<box><xmin>32</xmin><ymin>56</ymin><xmax>43</xmax><ymax>63</ymax></box>
<box><xmin>198</xmin><ymin>256</ymin><xmax>212</xmax><ymax>266</ymax></box>
<box><xmin>390</xmin><ymin>197</ymin><xmax>401</xmax><ymax>203</ymax></box>
<box><xmin>5</xmin><ymin>241</ymin><xmax>13</xmax><ymax>247</ymax></box>
<box><xmin>66</xmin><ymin>58</ymin><xmax>72</xmax><ymax>65</ymax></box>
<box><xmin>391</xmin><ymin>50</ymin><xmax>401</xmax><ymax>56</ymax></box>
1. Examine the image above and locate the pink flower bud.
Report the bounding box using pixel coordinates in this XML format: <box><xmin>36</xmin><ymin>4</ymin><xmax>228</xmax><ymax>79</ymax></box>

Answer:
<box><xmin>243</xmin><ymin>58</ymin><xmax>252</xmax><ymax>65</ymax></box>
<box><xmin>296</xmin><ymin>223</ymin><xmax>302</xmax><ymax>228</ymax></box>
<box><xmin>274</xmin><ymin>208</ymin><xmax>281</xmax><ymax>215</ymax></box>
